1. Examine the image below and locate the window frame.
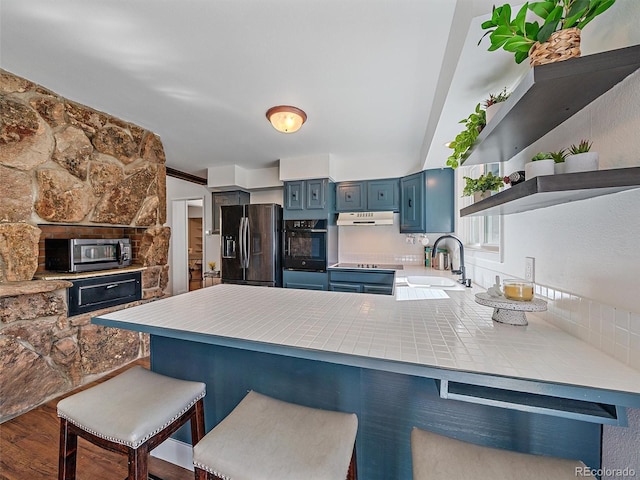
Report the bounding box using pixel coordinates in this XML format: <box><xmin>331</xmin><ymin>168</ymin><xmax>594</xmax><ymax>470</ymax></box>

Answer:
<box><xmin>458</xmin><ymin>163</ymin><xmax>504</xmax><ymax>263</ymax></box>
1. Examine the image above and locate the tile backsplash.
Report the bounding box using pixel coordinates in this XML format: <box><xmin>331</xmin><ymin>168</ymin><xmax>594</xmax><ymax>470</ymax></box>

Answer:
<box><xmin>532</xmin><ymin>284</ymin><xmax>640</xmax><ymax>371</ymax></box>
<box><xmin>471</xmin><ymin>266</ymin><xmax>639</xmax><ymax>371</ymax></box>
<box><xmin>339</xmin><ymin>252</ymin><xmax>424</xmax><ymax>265</ymax></box>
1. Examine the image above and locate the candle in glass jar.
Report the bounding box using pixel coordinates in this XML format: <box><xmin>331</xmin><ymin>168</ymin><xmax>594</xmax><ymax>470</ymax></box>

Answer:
<box><xmin>502</xmin><ymin>279</ymin><xmax>534</xmax><ymax>301</ymax></box>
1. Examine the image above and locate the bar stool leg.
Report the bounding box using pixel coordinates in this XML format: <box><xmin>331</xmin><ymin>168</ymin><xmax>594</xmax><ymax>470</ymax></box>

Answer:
<box><xmin>58</xmin><ymin>418</ymin><xmax>78</xmax><ymax>480</ymax></box>
<box><xmin>128</xmin><ymin>444</ymin><xmax>149</xmax><ymax>480</ymax></box>
<box><xmin>194</xmin><ymin>468</ymin><xmax>210</xmax><ymax>480</ymax></box>
<box><xmin>191</xmin><ymin>398</ymin><xmax>206</xmax><ymax>445</ymax></box>
<box><xmin>347</xmin><ymin>446</ymin><xmax>358</xmax><ymax>480</ymax></box>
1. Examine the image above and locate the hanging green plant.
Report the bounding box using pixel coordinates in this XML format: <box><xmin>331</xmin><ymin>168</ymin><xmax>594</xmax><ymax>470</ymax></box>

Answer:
<box><xmin>446</xmin><ymin>103</ymin><xmax>486</xmax><ymax>169</ymax></box>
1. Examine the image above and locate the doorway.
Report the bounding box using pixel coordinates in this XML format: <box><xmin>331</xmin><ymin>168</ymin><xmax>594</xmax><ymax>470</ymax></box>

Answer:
<box><xmin>171</xmin><ymin>198</ymin><xmax>205</xmax><ymax>295</ymax></box>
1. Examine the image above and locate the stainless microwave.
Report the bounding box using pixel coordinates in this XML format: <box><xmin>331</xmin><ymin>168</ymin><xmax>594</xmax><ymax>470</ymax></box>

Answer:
<box><xmin>45</xmin><ymin>238</ymin><xmax>132</xmax><ymax>273</ymax></box>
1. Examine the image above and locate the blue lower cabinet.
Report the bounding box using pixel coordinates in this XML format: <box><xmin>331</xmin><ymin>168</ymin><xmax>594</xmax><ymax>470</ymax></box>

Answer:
<box><xmin>329</xmin><ymin>282</ymin><xmax>363</xmax><ymax>293</ymax></box>
<box><xmin>283</xmin><ymin>270</ymin><xmax>328</xmax><ymax>291</ymax></box>
<box><xmin>328</xmin><ymin>270</ymin><xmax>394</xmax><ymax>295</ymax></box>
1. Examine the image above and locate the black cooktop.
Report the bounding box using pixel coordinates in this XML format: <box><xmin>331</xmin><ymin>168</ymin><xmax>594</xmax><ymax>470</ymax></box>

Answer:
<box><xmin>330</xmin><ymin>263</ymin><xmax>404</xmax><ymax>271</ymax></box>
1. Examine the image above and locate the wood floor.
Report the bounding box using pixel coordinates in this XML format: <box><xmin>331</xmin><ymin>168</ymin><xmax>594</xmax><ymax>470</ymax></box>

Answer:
<box><xmin>0</xmin><ymin>358</ymin><xmax>192</xmax><ymax>480</ymax></box>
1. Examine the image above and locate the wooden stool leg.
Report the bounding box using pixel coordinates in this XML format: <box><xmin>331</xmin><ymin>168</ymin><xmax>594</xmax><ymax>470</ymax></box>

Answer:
<box><xmin>191</xmin><ymin>398</ymin><xmax>206</xmax><ymax>445</ymax></box>
<box><xmin>194</xmin><ymin>466</ymin><xmax>212</xmax><ymax>479</ymax></box>
<box><xmin>58</xmin><ymin>418</ymin><xmax>78</xmax><ymax>480</ymax></box>
<box><xmin>347</xmin><ymin>446</ymin><xmax>358</xmax><ymax>480</ymax></box>
<box><xmin>128</xmin><ymin>444</ymin><xmax>148</xmax><ymax>480</ymax></box>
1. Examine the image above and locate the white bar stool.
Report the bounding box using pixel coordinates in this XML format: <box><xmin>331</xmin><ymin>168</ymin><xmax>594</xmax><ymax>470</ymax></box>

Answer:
<box><xmin>411</xmin><ymin>427</ymin><xmax>588</xmax><ymax>479</ymax></box>
<box><xmin>193</xmin><ymin>390</ymin><xmax>358</xmax><ymax>480</ymax></box>
<box><xmin>57</xmin><ymin>366</ymin><xmax>206</xmax><ymax>480</ymax></box>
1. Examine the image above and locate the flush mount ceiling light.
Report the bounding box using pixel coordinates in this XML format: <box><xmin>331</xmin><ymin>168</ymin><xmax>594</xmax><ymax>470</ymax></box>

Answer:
<box><xmin>266</xmin><ymin>105</ymin><xmax>307</xmax><ymax>134</ymax></box>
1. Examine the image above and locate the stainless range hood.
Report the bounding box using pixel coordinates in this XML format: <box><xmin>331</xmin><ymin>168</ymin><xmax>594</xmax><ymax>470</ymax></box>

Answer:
<box><xmin>336</xmin><ymin>211</ymin><xmax>394</xmax><ymax>226</ymax></box>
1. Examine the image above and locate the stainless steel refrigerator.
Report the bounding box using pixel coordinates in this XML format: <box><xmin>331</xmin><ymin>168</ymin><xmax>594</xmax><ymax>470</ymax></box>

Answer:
<box><xmin>221</xmin><ymin>203</ymin><xmax>283</xmax><ymax>287</ymax></box>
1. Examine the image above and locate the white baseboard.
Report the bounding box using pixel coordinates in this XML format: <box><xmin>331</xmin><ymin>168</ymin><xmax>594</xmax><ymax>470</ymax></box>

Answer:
<box><xmin>151</xmin><ymin>438</ymin><xmax>193</xmax><ymax>471</ymax></box>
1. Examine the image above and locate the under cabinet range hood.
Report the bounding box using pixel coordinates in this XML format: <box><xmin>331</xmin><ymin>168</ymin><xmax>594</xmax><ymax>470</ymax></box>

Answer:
<box><xmin>337</xmin><ymin>211</ymin><xmax>394</xmax><ymax>226</ymax></box>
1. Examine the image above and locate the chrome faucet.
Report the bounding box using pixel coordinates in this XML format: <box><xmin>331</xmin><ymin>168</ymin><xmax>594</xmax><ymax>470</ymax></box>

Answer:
<box><xmin>431</xmin><ymin>234</ymin><xmax>472</xmax><ymax>287</ymax></box>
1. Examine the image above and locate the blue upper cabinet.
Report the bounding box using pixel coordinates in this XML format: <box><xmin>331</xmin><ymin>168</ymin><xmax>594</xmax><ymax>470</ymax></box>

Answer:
<box><xmin>367</xmin><ymin>178</ymin><xmax>399</xmax><ymax>211</ymax></box>
<box><xmin>285</xmin><ymin>181</ymin><xmax>304</xmax><ymax>210</ymax></box>
<box><xmin>400</xmin><ymin>168</ymin><xmax>454</xmax><ymax>233</ymax></box>
<box><xmin>336</xmin><ymin>182</ymin><xmax>366</xmax><ymax>211</ymax></box>
<box><xmin>335</xmin><ymin>178</ymin><xmax>399</xmax><ymax>212</ymax></box>
<box><xmin>284</xmin><ymin>178</ymin><xmax>335</xmax><ymax>220</ymax></box>
<box><xmin>400</xmin><ymin>172</ymin><xmax>422</xmax><ymax>232</ymax></box>
<box><xmin>305</xmin><ymin>178</ymin><xmax>327</xmax><ymax>210</ymax></box>
<box><xmin>424</xmin><ymin>168</ymin><xmax>454</xmax><ymax>233</ymax></box>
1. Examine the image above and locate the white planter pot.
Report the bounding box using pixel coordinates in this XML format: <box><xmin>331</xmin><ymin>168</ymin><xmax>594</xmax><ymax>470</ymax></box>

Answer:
<box><xmin>565</xmin><ymin>152</ymin><xmax>599</xmax><ymax>173</ymax></box>
<box><xmin>473</xmin><ymin>191</ymin><xmax>491</xmax><ymax>202</ymax></box>
<box><xmin>554</xmin><ymin>162</ymin><xmax>567</xmax><ymax>174</ymax></box>
<box><xmin>485</xmin><ymin>103</ymin><xmax>504</xmax><ymax>124</ymax></box>
<box><xmin>525</xmin><ymin>159</ymin><xmax>555</xmax><ymax>180</ymax></box>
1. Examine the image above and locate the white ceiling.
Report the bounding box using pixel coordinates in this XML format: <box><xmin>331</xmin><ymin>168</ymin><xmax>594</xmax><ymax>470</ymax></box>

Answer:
<box><xmin>0</xmin><ymin>0</ymin><xmax>494</xmax><ymax>180</ymax></box>
<box><xmin>2</xmin><ymin>1</ymin><xmax>636</xmax><ymax>182</ymax></box>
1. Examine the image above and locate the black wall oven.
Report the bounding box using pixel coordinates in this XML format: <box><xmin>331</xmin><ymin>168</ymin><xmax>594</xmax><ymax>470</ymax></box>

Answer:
<box><xmin>283</xmin><ymin>219</ymin><xmax>330</xmax><ymax>272</ymax></box>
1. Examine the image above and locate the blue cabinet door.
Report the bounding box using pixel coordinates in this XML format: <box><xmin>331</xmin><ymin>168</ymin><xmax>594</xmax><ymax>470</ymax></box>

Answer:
<box><xmin>285</xmin><ymin>181</ymin><xmax>304</xmax><ymax>210</ymax></box>
<box><xmin>328</xmin><ymin>270</ymin><xmax>394</xmax><ymax>295</ymax></box>
<box><xmin>400</xmin><ymin>172</ymin><xmax>424</xmax><ymax>233</ymax></box>
<box><xmin>367</xmin><ymin>178</ymin><xmax>399</xmax><ymax>212</ymax></box>
<box><xmin>305</xmin><ymin>179</ymin><xmax>327</xmax><ymax>210</ymax></box>
<box><xmin>336</xmin><ymin>182</ymin><xmax>366</xmax><ymax>211</ymax></box>
<box><xmin>329</xmin><ymin>282</ymin><xmax>363</xmax><ymax>293</ymax></box>
<box><xmin>283</xmin><ymin>270</ymin><xmax>328</xmax><ymax>291</ymax></box>
<box><xmin>425</xmin><ymin>168</ymin><xmax>454</xmax><ymax>233</ymax></box>
<box><xmin>400</xmin><ymin>169</ymin><xmax>454</xmax><ymax>233</ymax></box>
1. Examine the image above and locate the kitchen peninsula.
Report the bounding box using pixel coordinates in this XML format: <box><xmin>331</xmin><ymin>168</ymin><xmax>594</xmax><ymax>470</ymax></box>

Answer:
<box><xmin>94</xmin><ymin>283</ymin><xmax>640</xmax><ymax>479</ymax></box>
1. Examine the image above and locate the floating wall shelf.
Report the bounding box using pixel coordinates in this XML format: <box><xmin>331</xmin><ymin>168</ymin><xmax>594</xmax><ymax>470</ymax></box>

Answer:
<box><xmin>462</xmin><ymin>44</ymin><xmax>640</xmax><ymax>166</ymax></box>
<box><xmin>461</xmin><ymin>167</ymin><xmax>640</xmax><ymax>217</ymax></box>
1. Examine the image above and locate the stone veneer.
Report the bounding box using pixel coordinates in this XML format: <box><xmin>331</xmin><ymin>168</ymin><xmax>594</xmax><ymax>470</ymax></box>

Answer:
<box><xmin>0</xmin><ymin>70</ymin><xmax>169</xmax><ymax>421</ymax></box>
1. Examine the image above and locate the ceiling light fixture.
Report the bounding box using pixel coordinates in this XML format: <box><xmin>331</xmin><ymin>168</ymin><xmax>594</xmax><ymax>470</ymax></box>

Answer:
<box><xmin>266</xmin><ymin>105</ymin><xmax>307</xmax><ymax>134</ymax></box>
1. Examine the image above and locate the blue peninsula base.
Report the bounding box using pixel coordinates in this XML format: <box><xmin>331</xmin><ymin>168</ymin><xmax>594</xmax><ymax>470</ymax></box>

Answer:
<box><xmin>150</xmin><ymin>335</ymin><xmax>600</xmax><ymax>479</ymax></box>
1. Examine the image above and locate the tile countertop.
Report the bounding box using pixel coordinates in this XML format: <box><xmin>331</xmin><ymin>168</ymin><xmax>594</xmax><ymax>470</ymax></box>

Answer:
<box><xmin>93</xmin><ymin>278</ymin><xmax>640</xmax><ymax>397</ymax></box>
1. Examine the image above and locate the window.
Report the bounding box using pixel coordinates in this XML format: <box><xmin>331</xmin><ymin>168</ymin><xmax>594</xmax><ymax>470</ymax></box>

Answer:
<box><xmin>459</xmin><ymin>163</ymin><xmax>502</xmax><ymax>255</ymax></box>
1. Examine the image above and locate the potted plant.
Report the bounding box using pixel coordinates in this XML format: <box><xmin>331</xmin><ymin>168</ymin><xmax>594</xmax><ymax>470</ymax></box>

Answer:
<box><xmin>463</xmin><ymin>172</ymin><xmax>505</xmax><ymax>201</ymax></box>
<box><xmin>478</xmin><ymin>1</ymin><xmax>617</xmax><ymax>66</ymax></box>
<box><xmin>549</xmin><ymin>148</ymin><xmax>568</xmax><ymax>174</ymax></box>
<box><xmin>208</xmin><ymin>261</ymin><xmax>220</xmax><ymax>277</ymax></box>
<box><xmin>525</xmin><ymin>152</ymin><xmax>555</xmax><ymax>179</ymax></box>
<box><xmin>484</xmin><ymin>87</ymin><xmax>511</xmax><ymax>123</ymax></box>
<box><xmin>446</xmin><ymin>103</ymin><xmax>486</xmax><ymax>169</ymax></box>
<box><xmin>566</xmin><ymin>139</ymin><xmax>599</xmax><ymax>172</ymax></box>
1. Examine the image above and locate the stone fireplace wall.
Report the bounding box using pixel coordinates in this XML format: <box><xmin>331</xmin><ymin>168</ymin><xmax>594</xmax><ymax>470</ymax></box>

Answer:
<box><xmin>0</xmin><ymin>70</ymin><xmax>170</xmax><ymax>421</ymax></box>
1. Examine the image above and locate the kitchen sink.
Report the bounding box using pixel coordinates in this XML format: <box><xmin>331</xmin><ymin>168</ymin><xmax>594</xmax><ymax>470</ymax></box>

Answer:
<box><xmin>406</xmin><ymin>276</ymin><xmax>458</xmax><ymax>288</ymax></box>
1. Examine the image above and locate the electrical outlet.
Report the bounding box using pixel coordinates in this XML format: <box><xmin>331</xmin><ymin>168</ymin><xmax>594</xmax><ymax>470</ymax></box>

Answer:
<box><xmin>525</xmin><ymin>257</ymin><xmax>535</xmax><ymax>282</ymax></box>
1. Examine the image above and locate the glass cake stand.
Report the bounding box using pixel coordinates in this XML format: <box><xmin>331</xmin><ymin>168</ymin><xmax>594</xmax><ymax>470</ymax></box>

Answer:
<box><xmin>475</xmin><ymin>292</ymin><xmax>547</xmax><ymax>326</ymax></box>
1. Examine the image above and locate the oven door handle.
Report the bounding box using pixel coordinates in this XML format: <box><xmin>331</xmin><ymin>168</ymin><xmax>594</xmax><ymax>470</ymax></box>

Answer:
<box><xmin>285</xmin><ymin>228</ymin><xmax>327</xmax><ymax>233</ymax></box>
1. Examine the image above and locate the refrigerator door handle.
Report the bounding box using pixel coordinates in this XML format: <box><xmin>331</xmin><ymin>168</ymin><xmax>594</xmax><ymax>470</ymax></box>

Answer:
<box><xmin>239</xmin><ymin>217</ymin><xmax>245</xmax><ymax>269</ymax></box>
<box><xmin>245</xmin><ymin>217</ymin><xmax>251</xmax><ymax>268</ymax></box>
